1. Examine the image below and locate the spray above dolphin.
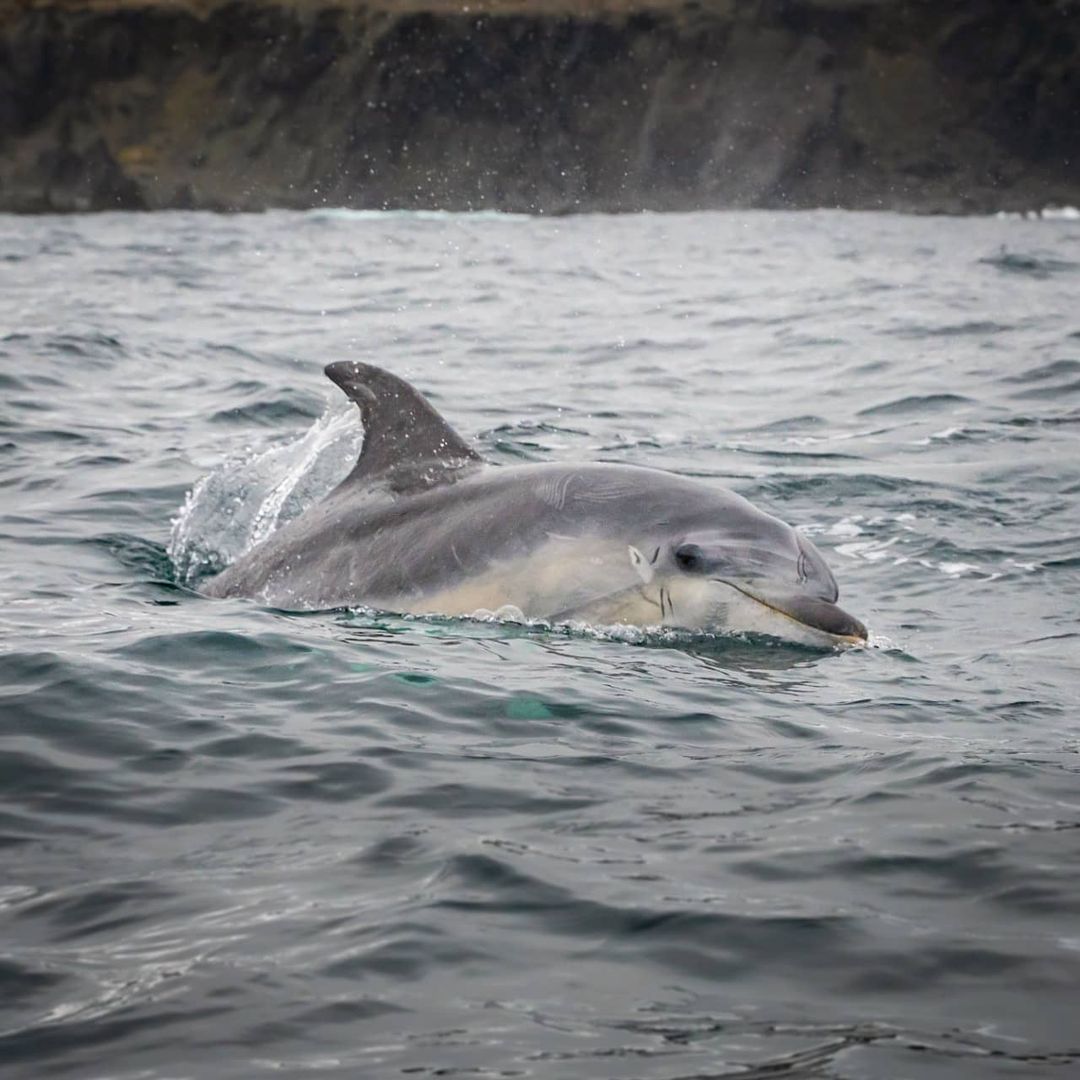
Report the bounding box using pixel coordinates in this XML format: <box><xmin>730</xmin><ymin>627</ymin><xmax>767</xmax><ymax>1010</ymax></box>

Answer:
<box><xmin>202</xmin><ymin>363</ymin><xmax>867</xmax><ymax>647</ymax></box>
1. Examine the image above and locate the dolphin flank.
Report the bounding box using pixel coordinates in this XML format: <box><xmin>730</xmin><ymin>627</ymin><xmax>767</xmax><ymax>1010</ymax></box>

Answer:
<box><xmin>202</xmin><ymin>363</ymin><xmax>867</xmax><ymax>646</ymax></box>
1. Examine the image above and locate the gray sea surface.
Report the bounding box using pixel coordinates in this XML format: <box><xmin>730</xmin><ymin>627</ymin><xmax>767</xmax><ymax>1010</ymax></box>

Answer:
<box><xmin>1</xmin><ymin>208</ymin><xmax>1079</xmax><ymax>1079</ymax></box>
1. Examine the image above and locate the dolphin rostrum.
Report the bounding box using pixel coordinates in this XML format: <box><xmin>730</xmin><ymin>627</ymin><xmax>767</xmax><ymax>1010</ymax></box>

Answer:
<box><xmin>202</xmin><ymin>363</ymin><xmax>867</xmax><ymax>646</ymax></box>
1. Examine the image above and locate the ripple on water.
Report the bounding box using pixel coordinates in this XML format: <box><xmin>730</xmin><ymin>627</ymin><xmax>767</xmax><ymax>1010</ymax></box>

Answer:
<box><xmin>857</xmin><ymin>393</ymin><xmax>974</xmax><ymax>417</ymax></box>
<box><xmin>2</xmin><ymin>209</ymin><xmax>1080</xmax><ymax>1079</ymax></box>
<box><xmin>979</xmin><ymin>250</ymin><xmax>1080</xmax><ymax>278</ymax></box>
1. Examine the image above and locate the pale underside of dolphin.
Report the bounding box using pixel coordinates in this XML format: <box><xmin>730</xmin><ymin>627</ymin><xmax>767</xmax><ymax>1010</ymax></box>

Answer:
<box><xmin>202</xmin><ymin>363</ymin><xmax>867</xmax><ymax>647</ymax></box>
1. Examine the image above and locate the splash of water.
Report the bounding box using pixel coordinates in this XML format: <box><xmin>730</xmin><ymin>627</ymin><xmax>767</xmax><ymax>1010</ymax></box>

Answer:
<box><xmin>169</xmin><ymin>400</ymin><xmax>363</xmax><ymax>583</ymax></box>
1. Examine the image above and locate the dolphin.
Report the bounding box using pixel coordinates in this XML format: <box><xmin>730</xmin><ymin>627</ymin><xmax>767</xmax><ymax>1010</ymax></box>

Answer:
<box><xmin>202</xmin><ymin>362</ymin><xmax>867</xmax><ymax>646</ymax></box>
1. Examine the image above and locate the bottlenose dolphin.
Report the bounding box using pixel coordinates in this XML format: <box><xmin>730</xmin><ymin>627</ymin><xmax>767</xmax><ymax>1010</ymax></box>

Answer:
<box><xmin>203</xmin><ymin>363</ymin><xmax>867</xmax><ymax>646</ymax></box>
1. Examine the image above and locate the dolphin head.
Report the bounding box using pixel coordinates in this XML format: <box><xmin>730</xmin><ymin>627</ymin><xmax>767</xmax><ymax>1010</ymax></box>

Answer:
<box><xmin>627</xmin><ymin>500</ymin><xmax>866</xmax><ymax>646</ymax></box>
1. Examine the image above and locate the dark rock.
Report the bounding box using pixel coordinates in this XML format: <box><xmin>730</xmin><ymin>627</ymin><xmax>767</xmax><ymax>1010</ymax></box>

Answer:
<box><xmin>0</xmin><ymin>0</ymin><xmax>1077</xmax><ymax>214</ymax></box>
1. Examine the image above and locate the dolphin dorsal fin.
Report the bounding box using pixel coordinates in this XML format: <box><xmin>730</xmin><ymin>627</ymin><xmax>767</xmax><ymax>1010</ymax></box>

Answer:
<box><xmin>325</xmin><ymin>361</ymin><xmax>481</xmax><ymax>491</ymax></box>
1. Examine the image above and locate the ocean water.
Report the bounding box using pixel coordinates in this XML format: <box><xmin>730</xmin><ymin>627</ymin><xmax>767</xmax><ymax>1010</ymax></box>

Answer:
<box><xmin>1</xmin><ymin>208</ymin><xmax>1079</xmax><ymax>1079</ymax></box>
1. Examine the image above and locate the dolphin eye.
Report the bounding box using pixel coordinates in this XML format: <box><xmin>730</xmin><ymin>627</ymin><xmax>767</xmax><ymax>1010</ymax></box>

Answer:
<box><xmin>674</xmin><ymin>543</ymin><xmax>706</xmax><ymax>573</ymax></box>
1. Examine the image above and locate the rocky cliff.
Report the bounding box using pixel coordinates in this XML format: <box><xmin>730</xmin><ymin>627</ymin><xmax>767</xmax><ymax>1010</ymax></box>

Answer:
<box><xmin>1</xmin><ymin>0</ymin><xmax>1078</xmax><ymax>213</ymax></box>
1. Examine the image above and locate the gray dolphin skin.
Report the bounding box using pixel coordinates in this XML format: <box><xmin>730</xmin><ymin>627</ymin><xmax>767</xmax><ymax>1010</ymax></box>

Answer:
<box><xmin>203</xmin><ymin>363</ymin><xmax>867</xmax><ymax>646</ymax></box>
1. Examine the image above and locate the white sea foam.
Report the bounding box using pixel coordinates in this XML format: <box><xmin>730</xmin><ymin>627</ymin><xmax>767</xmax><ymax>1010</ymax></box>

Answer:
<box><xmin>994</xmin><ymin>205</ymin><xmax>1080</xmax><ymax>220</ymax></box>
<box><xmin>303</xmin><ymin>207</ymin><xmax>533</xmax><ymax>223</ymax></box>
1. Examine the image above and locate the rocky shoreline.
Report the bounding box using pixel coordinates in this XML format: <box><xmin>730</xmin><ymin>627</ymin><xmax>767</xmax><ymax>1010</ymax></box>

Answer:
<box><xmin>1</xmin><ymin>0</ymin><xmax>1078</xmax><ymax>214</ymax></box>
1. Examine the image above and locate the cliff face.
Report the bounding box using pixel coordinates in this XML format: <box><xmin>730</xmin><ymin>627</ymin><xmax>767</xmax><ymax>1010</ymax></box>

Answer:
<box><xmin>1</xmin><ymin>0</ymin><xmax>1078</xmax><ymax>214</ymax></box>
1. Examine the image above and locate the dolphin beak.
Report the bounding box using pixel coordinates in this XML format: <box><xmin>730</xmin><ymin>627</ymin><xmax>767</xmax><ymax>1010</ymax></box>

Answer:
<box><xmin>725</xmin><ymin>582</ymin><xmax>868</xmax><ymax>644</ymax></box>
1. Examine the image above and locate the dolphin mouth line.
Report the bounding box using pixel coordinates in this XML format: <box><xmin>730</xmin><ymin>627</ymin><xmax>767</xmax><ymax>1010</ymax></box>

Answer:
<box><xmin>715</xmin><ymin>579</ymin><xmax>868</xmax><ymax>644</ymax></box>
